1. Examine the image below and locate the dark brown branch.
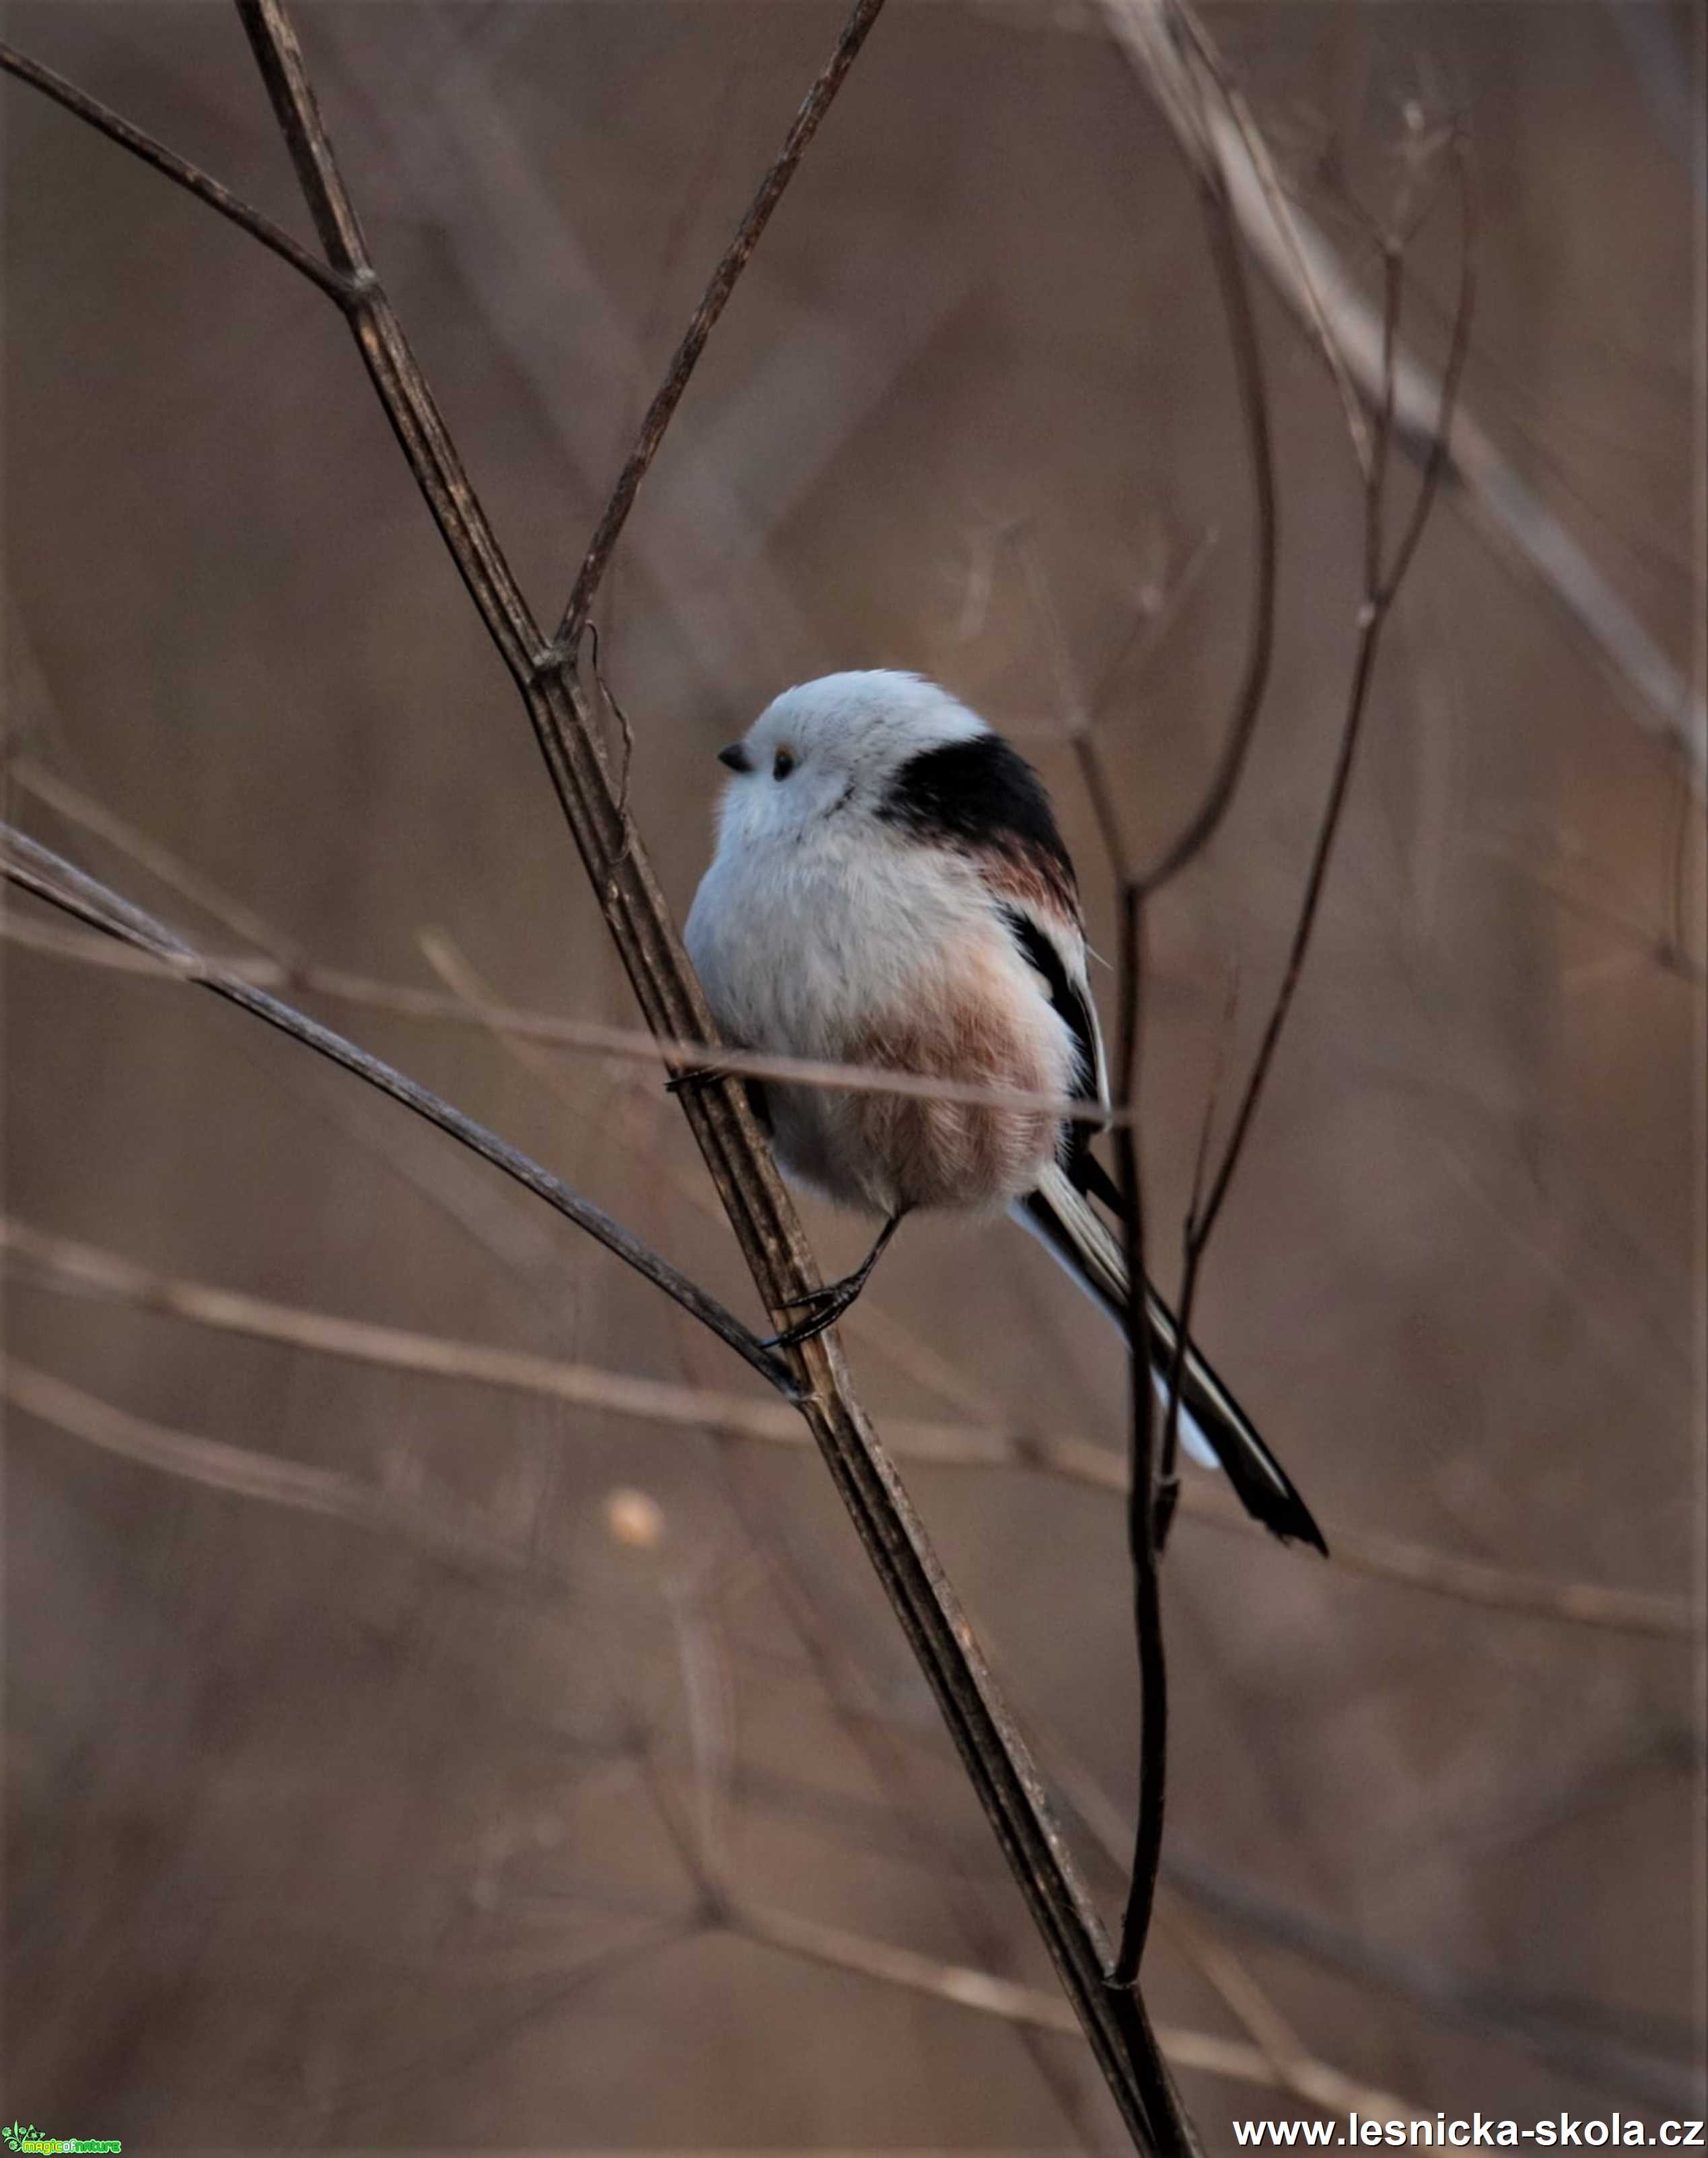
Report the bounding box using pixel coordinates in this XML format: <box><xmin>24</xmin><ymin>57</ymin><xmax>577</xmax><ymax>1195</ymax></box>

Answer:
<box><xmin>0</xmin><ymin>39</ymin><xmax>357</xmax><ymax>306</ymax></box>
<box><xmin>557</xmin><ymin>0</ymin><xmax>889</xmax><ymax>647</ymax></box>
<box><xmin>1032</xmin><ymin>546</ymin><xmax>1168</xmax><ymax>1991</ymax></box>
<box><xmin>1110</xmin><ymin>882</ymin><xmax>1166</xmax><ymax>1986</ymax></box>
<box><xmin>224</xmin><ymin>3</ymin><xmax>1193</xmax><ymax>2145</ymax></box>
<box><xmin>1153</xmin><ymin>964</ymin><xmax>1238</xmax><ymax>1518</ymax></box>
<box><xmin>1102</xmin><ymin>20</ymin><xmax>1285</xmax><ymax>1987</ymax></box>
<box><xmin>1</xmin><ymin>825</ymin><xmax>791</xmax><ymax>1391</ymax></box>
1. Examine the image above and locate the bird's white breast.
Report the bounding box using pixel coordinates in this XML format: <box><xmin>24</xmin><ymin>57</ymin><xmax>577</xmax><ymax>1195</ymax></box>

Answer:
<box><xmin>685</xmin><ymin>820</ymin><xmax>1079</xmax><ymax>1217</ymax></box>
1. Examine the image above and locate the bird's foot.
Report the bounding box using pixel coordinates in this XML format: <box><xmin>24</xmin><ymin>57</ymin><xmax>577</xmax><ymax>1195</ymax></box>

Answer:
<box><xmin>762</xmin><ymin>1276</ymin><xmax>865</xmax><ymax>1351</ymax></box>
<box><xmin>665</xmin><ymin>1061</ymin><xmax>731</xmax><ymax>1097</ymax></box>
<box><xmin>762</xmin><ymin>1211</ymin><xmax>906</xmax><ymax>1351</ymax></box>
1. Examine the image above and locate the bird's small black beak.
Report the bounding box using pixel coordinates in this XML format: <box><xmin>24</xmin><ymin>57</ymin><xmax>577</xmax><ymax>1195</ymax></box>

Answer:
<box><xmin>717</xmin><ymin>742</ymin><xmax>752</xmax><ymax>773</ymax></box>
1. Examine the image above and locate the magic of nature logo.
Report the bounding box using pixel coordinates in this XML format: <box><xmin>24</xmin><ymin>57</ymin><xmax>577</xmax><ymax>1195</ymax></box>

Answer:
<box><xmin>3</xmin><ymin>2128</ymin><xmax>121</xmax><ymax>2154</ymax></box>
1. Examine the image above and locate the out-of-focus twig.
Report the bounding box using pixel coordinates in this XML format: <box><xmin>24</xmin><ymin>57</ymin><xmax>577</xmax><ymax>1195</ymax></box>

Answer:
<box><xmin>1158</xmin><ymin>143</ymin><xmax>1476</xmax><ymax>1504</ymax></box>
<box><xmin>1467</xmin><ymin>828</ymin><xmax>1707</xmax><ymax>986</ymax></box>
<box><xmin>1162</xmin><ymin>1851</ymin><xmax>1708</xmax><ymax>2112</ymax></box>
<box><xmin>15</xmin><ymin>1339</ymin><xmax>1695</xmax><ymax>2116</ymax></box>
<box><xmin>1099</xmin><ymin>0</ymin><xmax>1707</xmax><ymax>782</ymax></box>
<box><xmin>0</xmin><ymin>902</ymin><xmax>1127</xmax><ymax>1129</ymax></box>
<box><xmin>1131</xmin><ymin>54</ymin><xmax>1279</xmax><ymax>898</ymax></box>
<box><xmin>558</xmin><ymin>0</ymin><xmax>888</xmax><ymax>645</ymax></box>
<box><xmin>10</xmin><ymin>1216</ymin><xmax>1698</xmax><ymax>1641</ymax></box>
<box><xmin>1</xmin><ymin>1358</ymin><xmax>535</xmax><ymax>1575</ymax></box>
<box><xmin>719</xmin><ymin>1900</ymin><xmax>1479</xmax><ymax>2116</ymax></box>
<box><xmin>1043</xmin><ymin>1741</ymin><xmax>1451</xmax><ymax>2133</ymax></box>
<box><xmin>1159</xmin><ymin>1904</ymin><xmax>1425</xmax><ymax>2131</ymax></box>
<box><xmin>9</xmin><ymin>757</ymin><xmax>310</xmax><ymax>970</ymax></box>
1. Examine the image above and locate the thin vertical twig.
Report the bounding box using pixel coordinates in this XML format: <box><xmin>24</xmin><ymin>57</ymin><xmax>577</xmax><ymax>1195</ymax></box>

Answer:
<box><xmin>1191</xmin><ymin>143</ymin><xmax>1476</xmax><ymax>1266</ymax></box>
<box><xmin>1153</xmin><ymin>962</ymin><xmax>1239</xmax><ymax>1537</ymax></box>
<box><xmin>1109</xmin><ymin>879</ymin><xmax>1166</xmax><ymax>1988</ymax></box>
<box><xmin>1102</xmin><ymin>13</ymin><xmax>1282</xmax><ymax>1988</ymax></box>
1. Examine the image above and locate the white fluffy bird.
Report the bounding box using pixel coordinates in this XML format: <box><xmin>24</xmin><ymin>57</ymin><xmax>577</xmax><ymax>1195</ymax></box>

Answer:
<box><xmin>685</xmin><ymin>670</ymin><xmax>1323</xmax><ymax>1550</ymax></box>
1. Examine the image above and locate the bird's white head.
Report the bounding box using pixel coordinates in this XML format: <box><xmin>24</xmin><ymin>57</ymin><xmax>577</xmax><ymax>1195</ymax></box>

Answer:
<box><xmin>709</xmin><ymin>670</ymin><xmax>989</xmax><ymax>852</ymax></box>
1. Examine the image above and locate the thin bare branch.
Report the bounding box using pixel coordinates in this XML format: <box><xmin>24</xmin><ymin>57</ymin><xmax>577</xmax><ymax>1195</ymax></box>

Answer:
<box><xmin>1038</xmin><ymin>1734</ymin><xmax>1470</xmax><ymax>2133</ymax></box>
<box><xmin>1</xmin><ymin>826</ymin><xmax>789</xmax><ymax>1389</ymax></box>
<box><xmin>0</xmin><ymin>39</ymin><xmax>357</xmax><ymax>305</ymax></box>
<box><xmin>1189</xmin><ymin>143</ymin><xmax>1476</xmax><ymax>1257</ymax></box>
<box><xmin>1132</xmin><ymin>50</ymin><xmax>1279</xmax><ymax>897</ymax></box>
<box><xmin>0</xmin><ymin>900</ymin><xmax>1129</xmax><ymax>1128</ymax></box>
<box><xmin>7</xmin><ymin>756</ymin><xmax>310</xmax><ymax>969</ymax></box>
<box><xmin>1159</xmin><ymin>1903</ymin><xmax>1423</xmax><ymax>2130</ymax></box>
<box><xmin>1018</xmin><ymin>517</ymin><xmax>1171</xmax><ymax>1993</ymax></box>
<box><xmin>1155</xmin><ymin>961</ymin><xmax>1240</xmax><ymax>1527</ymax></box>
<box><xmin>735</xmin><ymin>1897</ymin><xmax>1460</xmax><ymax>2118</ymax></box>
<box><xmin>1465</xmin><ymin>834</ymin><xmax>1707</xmax><ymax>986</ymax></box>
<box><xmin>1088</xmin><ymin>523</ymin><xmax>1223</xmax><ymax>722</ymax></box>
<box><xmin>1148</xmin><ymin>143</ymin><xmax>1473</xmax><ymax>1657</ymax></box>
<box><xmin>1176</xmin><ymin>1480</ymin><xmax>1701</xmax><ymax>1639</ymax></box>
<box><xmin>557</xmin><ymin>0</ymin><xmax>888</xmax><ymax>645</ymax></box>
<box><xmin>1</xmin><ymin>1358</ymin><xmax>534</xmax><ymax>1576</ymax></box>
<box><xmin>1110</xmin><ymin>882</ymin><xmax>1165</xmax><ymax>1987</ymax></box>
<box><xmin>10</xmin><ymin>1217</ymin><xmax>1697</xmax><ymax>1640</ymax></box>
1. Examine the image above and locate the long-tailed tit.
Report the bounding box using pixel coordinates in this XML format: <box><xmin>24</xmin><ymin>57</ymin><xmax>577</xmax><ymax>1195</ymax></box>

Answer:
<box><xmin>685</xmin><ymin>670</ymin><xmax>1323</xmax><ymax>1550</ymax></box>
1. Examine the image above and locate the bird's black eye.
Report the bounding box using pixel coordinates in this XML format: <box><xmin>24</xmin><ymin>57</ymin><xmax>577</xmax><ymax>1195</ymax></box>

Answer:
<box><xmin>773</xmin><ymin>747</ymin><xmax>797</xmax><ymax>781</ymax></box>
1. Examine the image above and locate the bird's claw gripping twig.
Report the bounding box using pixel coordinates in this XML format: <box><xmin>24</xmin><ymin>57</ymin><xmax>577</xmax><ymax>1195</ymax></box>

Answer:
<box><xmin>665</xmin><ymin>1060</ymin><xmax>732</xmax><ymax>1096</ymax></box>
<box><xmin>763</xmin><ymin>1276</ymin><xmax>866</xmax><ymax>1351</ymax></box>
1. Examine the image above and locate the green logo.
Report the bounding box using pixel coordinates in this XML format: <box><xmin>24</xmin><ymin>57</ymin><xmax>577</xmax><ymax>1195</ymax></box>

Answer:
<box><xmin>3</xmin><ymin>2132</ymin><xmax>120</xmax><ymax>2155</ymax></box>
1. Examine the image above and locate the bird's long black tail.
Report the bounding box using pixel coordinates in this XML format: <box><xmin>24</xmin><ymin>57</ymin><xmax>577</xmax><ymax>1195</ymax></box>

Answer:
<box><xmin>1015</xmin><ymin>1162</ymin><xmax>1326</xmax><ymax>1553</ymax></box>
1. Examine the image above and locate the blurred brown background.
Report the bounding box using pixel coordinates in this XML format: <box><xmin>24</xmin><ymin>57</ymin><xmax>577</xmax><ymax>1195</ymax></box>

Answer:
<box><xmin>3</xmin><ymin>1</ymin><xmax>1705</xmax><ymax>2149</ymax></box>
